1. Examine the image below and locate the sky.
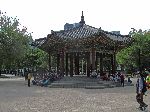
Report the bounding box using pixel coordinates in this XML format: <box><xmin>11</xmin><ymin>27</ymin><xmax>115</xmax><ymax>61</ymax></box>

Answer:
<box><xmin>1</xmin><ymin>0</ymin><xmax>150</xmax><ymax>40</ymax></box>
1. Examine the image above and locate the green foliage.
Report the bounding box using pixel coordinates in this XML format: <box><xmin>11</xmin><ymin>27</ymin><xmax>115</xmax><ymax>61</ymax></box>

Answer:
<box><xmin>0</xmin><ymin>11</ymin><xmax>32</xmax><ymax>69</ymax></box>
<box><xmin>117</xmin><ymin>29</ymin><xmax>150</xmax><ymax>72</ymax></box>
<box><xmin>22</xmin><ymin>47</ymin><xmax>49</xmax><ymax>70</ymax></box>
<box><xmin>0</xmin><ymin>10</ymin><xmax>49</xmax><ymax>74</ymax></box>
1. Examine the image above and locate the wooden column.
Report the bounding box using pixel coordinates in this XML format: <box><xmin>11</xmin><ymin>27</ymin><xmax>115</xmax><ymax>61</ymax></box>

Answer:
<box><xmin>111</xmin><ymin>46</ymin><xmax>116</xmax><ymax>75</ymax></box>
<box><xmin>111</xmin><ymin>54</ymin><xmax>113</xmax><ymax>74</ymax></box>
<box><xmin>74</xmin><ymin>53</ymin><xmax>76</xmax><ymax>75</ymax></box>
<box><xmin>65</xmin><ymin>53</ymin><xmax>68</xmax><ymax>76</ymax></box>
<box><xmin>95</xmin><ymin>52</ymin><xmax>98</xmax><ymax>72</ymax></box>
<box><xmin>114</xmin><ymin>52</ymin><xmax>116</xmax><ymax>74</ymax></box>
<box><xmin>91</xmin><ymin>48</ymin><xmax>96</xmax><ymax>71</ymax></box>
<box><xmin>74</xmin><ymin>52</ymin><xmax>79</xmax><ymax>75</ymax></box>
<box><xmin>60</xmin><ymin>50</ymin><xmax>64</xmax><ymax>76</ymax></box>
<box><xmin>70</xmin><ymin>53</ymin><xmax>73</xmax><ymax>77</ymax></box>
<box><xmin>99</xmin><ymin>53</ymin><xmax>103</xmax><ymax>75</ymax></box>
<box><xmin>81</xmin><ymin>59</ymin><xmax>84</xmax><ymax>74</ymax></box>
<box><xmin>86</xmin><ymin>52</ymin><xmax>90</xmax><ymax>77</ymax></box>
<box><xmin>77</xmin><ymin>53</ymin><xmax>79</xmax><ymax>75</ymax></box>
<box><xmin>57</xmin><ymin>53</ymin><xmax>60</xmax><ymax>74</ymax></box>
<box><xmin>108</xmin><ymin>56</ymin><xmax>111</xmax><ymax>75</ymax></box>
<box><xmin>48</xmin><ymin>52</ymin><xmax>51</xmax><ymax>72</ymax></box>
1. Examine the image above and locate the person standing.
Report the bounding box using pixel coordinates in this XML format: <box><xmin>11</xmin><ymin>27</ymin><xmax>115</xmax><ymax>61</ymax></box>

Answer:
<box><xmin>28</xmin><ymin>72</ymin><xmax>32</xmax><ymax>87</ymax></box>
<box><xmin>121</xmin><ymin>74</ymin><xmax>125</xmax><ymax>87</ymax></box>
<box><xmin>136</xmin><ymin>72</ymin><xmax>148</xmax><ymax>111</ymax></box>
<box><xmin>118</xmin><ymin>72</ymin><xmax>124</xmax><ymax>87</ymax></box>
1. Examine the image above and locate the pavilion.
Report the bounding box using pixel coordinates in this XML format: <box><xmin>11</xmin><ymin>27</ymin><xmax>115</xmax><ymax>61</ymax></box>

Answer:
<box><xmin>34</xmin><ymin>11</ymin><xmax>132</xmax><ymax>77</ymax></box>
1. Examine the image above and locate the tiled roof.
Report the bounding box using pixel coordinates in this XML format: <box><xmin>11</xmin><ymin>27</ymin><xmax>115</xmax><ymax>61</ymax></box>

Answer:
<box><xmin>34</xmin><ymin>37</ymin><xmax>47</xmax><ymax>47</ymax></box>
<box><xmin>99</xmin><ymin>30</ymin><xmax>130</xmax><ymax>42</ymax></box>
<box><xmin>53</xmin><ymin>24</ymin><xmax>98</xmax><ymax>39</ymax></box>
<box><xmin>52</xmin><ymin>24</ymin><xmax>131</xmax><ymax>43</ymax></box>
<box><xmin>34</xmin><ymin>24</ymin><xmax>132</xmax><ymax>52</ymax></box>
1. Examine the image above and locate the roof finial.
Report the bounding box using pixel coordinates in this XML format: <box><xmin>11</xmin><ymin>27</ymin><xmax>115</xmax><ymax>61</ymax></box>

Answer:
<box><xmin>79</xmin><ymin>11</ymin><xmax>85</xmax><ymax>26</ymax></box>
<box><xmin>82</xmin><ymin>11</ymin><xmax>83</xmax><ymax>16</ymax></box>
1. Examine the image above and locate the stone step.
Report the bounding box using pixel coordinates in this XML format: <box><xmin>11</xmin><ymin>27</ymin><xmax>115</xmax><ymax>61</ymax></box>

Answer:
<box><xmin>114</xmin><ymin>83</ymin><xmax>134</xmax><ymax>87</ymax></box>
<box><xmin>49</xmin><ymin>76</ymin><xmax>134</xmax><ymax>89</ymax></box>
<box><xmin>85</xmin><ymin>86</ymin><xmax>105</xmax><ymax>89</ymax></box>
<box><xmin>57</xmin><ymin>76</ymin><xmax>100</xmax><ymax>82</ymax></box>
<box><xmin>50</xmin><ymin>83</ymin><xmax>75</xmax><ymax>88</ymax></box>
<box><xmin>49</xmin><ymin>82</ymin><xmax>133</xmax><ymax>88</ymax></box>
<box><xmin>50</xmin><ymin>82</ymin><xmax>112</xmax><ymax>88</ymax></box>
<box><xmin>107</xmin><ymin>85</ymin><xmax>116</xmax><ymax>88</ymax></box>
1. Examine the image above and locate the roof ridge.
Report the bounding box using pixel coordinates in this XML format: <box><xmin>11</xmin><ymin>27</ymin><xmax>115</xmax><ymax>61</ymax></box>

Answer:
<box><xmin>99</xmin><ymin>29</ymin><xmax>130</xmax><ymax>37</ymax></box>
<box><xmin>52</xmin><ymin>25</ymin><xmax>83</xmax><ymax>34</ymax></box>
<box><xmin>35</xmin><ymin>37</ymin><xmax>46</xmax><ymax>41</ymax></box>
<box><xmin>51</xmin><ymin>24</ymin><xmax>130</xmax><ymax>39</ymax></box>
<box><xmin>84</xmin><ymin>24</ymin><xmax>99</xmax><ymax>30</ymax></box>
<box><xmin>52</xmin><ymin>24</ymin><xmax>100</xmax><ymax>34</ymax></box>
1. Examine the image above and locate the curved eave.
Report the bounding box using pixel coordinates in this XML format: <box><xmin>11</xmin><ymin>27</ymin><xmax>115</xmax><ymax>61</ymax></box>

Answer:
<box><xmin>34</xmin><ymin>24</ymin><xmax>132</xmax><ymax>53</ymax></box>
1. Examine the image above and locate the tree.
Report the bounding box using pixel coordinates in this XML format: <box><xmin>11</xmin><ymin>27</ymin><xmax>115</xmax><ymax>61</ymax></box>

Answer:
<box><xmin>0</xmin><ymin>10</ymin><xmax>50</xmax><ymax>76</ymax></box>
<box><xmin>22</xmin><ymin>47</ymin><xmax>49</xmax><ymax>71</ymax></box>
<box><xmin>0</xmin><ymin>10</ymin><xmax>32</xmax><ymax>75</ymax></box>
<box><xmin>117</xmin><ymin>29</ymin><xmax>150</xmax><ymax>73</ymax></box>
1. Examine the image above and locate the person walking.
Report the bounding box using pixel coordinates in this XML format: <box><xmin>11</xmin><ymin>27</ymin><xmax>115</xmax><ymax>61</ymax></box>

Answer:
<box><xmin>136</xmin><ymin>72</ymin><xmax>148</xmax><ymax>111</ymax></box>
<box><xmin>28</xmin><ymin>72</ymin><xmax>32</xmax><ymax>87</ymax></box>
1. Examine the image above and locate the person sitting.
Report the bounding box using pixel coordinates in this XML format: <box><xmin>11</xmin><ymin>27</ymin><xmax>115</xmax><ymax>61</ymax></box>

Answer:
<box><xmin>41</xmin><ymin>78</ymin><xmax>50</xmax><ymax>87</ymax></box>
<box><xmin>128</xmin><ymin>77</ymin><xmax>132</xmax><ymax>83</ymax></box>
<box><xmin>91</xmin><ymin>70</ymin><xmax>98</xmax><ymax>78</ymax></box>
<box><xmin>109</xmin><ymin>74</ymin><xmax>114</xmax><ymax>81</ymax></box>
<box><xmin>32</xmin><ymin>80</ymin><xmax>37</xmax><ymax>85</ymax></box>
<box><xmin>101</xmin><ymin>73</ymin><xmax>109</xmax><ymax>81</ymax></box>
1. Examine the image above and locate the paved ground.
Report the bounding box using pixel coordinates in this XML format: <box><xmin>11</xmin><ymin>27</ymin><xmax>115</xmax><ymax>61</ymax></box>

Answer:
<box><xmin>0</xmin><ymin>77</ymin><xmax>150</xmax><ymax>112</ymax></box>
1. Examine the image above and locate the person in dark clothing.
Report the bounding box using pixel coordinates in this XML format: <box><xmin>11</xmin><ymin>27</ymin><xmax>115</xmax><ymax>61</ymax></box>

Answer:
<box><xmin>128</xmin><ymin>77</ymin><xmax>132</xmax><ymax>83</ymax></box>
<box><xmin>136</xmin><ymin>72</ymin><xmax>148</xmax><ymax>111</ymax></box>
<box><xmin>119</xmin><ymin>72</ymin><xmax>125</xmax><ymax>87</ymax></box>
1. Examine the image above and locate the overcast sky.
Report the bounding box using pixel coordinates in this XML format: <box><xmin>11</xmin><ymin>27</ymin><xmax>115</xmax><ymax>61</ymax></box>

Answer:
<box><xmin>1</xmin><ymin>0</ymin><xmax>150</xmax><ymax>40</ymax></box>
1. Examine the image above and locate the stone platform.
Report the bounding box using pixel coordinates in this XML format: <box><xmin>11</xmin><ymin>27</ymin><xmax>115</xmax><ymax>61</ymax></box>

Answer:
<box><xmin>49</xmin><ymin>76</ymin><xmax>134</xmax><ymax>89</ymax></box>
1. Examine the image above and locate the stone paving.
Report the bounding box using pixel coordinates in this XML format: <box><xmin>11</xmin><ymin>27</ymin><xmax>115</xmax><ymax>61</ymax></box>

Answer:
<box><xmin>0</xmin><ymin>77</ymin><xmax>150</xmax><ymax>112</ymax></box>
